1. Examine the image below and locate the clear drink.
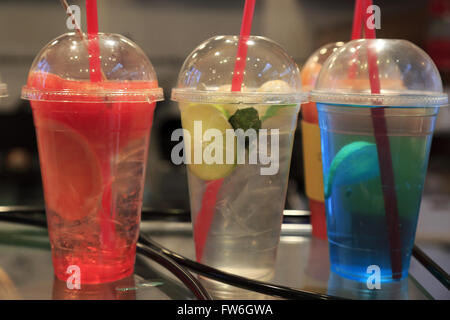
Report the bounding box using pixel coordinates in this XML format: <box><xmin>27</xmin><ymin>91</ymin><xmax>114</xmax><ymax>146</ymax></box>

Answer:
<box><xmin>172</xmin><ymin>35</ymin><xmax>307</xmax><ymax>289</ymax></box>
<box><xmin>180</xmin><ymin>102</ymin><xmax>299</xmax><ymax>280</ymax></box>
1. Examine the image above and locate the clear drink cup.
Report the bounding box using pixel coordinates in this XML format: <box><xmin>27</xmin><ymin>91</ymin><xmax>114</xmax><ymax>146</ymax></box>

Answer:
<box><xmin>171</xmin><ymin>35</ymin><xmax>307</xmax><ymax>287</ymax></box>
<box><xmin>21</xmin><ymin>32</ymin><xmax>163</xmax><ymax>284</ymax></box>
<box><xmin>310</xmin><ymin>39</ymin><xmax>448</xmax><ymax>282</ymax></box>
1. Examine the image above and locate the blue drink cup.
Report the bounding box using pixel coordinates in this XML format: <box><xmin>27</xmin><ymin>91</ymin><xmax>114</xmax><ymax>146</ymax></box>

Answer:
<box><xmin>310</xmin><ymin>39</ymin><xmax>448</xmax><ymax>282</ymax></box>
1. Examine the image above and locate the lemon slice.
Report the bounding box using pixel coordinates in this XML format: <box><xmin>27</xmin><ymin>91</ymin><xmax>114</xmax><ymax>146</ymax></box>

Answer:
<box><xmin>181</xmin><ymin>104</ymin><xmax>236</xmax><ymax>181</ymax></box>
<box><xmin>37</xmin><ymin>119</ymin><xmax>103</xmax><ymax>221</ymax></box>
<box><xmin>325</xmin><ymin>141</ymin><xmax>380</xmax><ymax>198</ymax></box>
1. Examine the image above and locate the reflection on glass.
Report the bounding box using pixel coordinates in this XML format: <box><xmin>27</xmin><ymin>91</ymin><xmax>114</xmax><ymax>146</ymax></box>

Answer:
<box><xmin>303</xmin><ymin>237</ymin><xmax>330</xmax><ymax>292</ymax></box>
<box><xmin>327</xmin><ymin>271</ymin><xmax>409</xmax><ymax>300</ymax></box>
<box><xmin>198</xmin><ymin>275</ymin><xmax>276</xmax><ymax>300</ymax></box>
<box><xmin>52</xmin><ymin>275</ymin><xmax>137</xmax><ymax>300</ymax></box>
<box><xmin>0</xmin><ymin>268</ymin><xmax>20</xmax><ymax>299</ymax></box>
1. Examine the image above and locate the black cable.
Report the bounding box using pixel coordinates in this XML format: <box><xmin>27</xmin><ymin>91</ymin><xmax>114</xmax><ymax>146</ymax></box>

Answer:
<box><xmin>138</xmin><ymin>233</ymin><xmax>339</xmax><ymax>300</ymax></box>
<box><xmin>412</xmin><ymin>245</ymin><xmax>450</xmax><ymax>290</ymax></box>
<box><xmin>0</xmin><ymin>210</ymin><xmax>336</xmax><ymax>299</ymax></box>
<box><xmin>136</xmin><ymin>243</ymin><xmax>211</xmax><ymax>300</ymax></box>
<box><xmin>5</xmin><ymin>209</ymin><xmax>449</xmax><ymax>299</ymax></box>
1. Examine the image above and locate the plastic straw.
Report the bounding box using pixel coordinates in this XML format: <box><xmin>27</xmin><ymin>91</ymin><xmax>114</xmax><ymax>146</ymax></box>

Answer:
<box><xmin>231</xmin><ymin>0</ymin><xmax>256</xmax><ymax>92</ymax></box>
<box><xmin>351</xmin><ymin>0</ymin><xmax>364</xmax><ymax>40</ymax></box>
<box><xmin>86</xmin><ymin>0</ymin><xmax>102</xmax><ymax>82</ymax></box>
<box><xmin>363</xmin><ymin>0</ymin><xmax>402</xmax><ymax>279</ymax></box>
<box><xmin>194</xmin><ymin>0</ymin><xmax>256</xmax><ymax>262</ymax></box>
<box><xmin>85</xmin><ymin>0</ymin><xmax>115</xmax><ymax>249</ymax></box>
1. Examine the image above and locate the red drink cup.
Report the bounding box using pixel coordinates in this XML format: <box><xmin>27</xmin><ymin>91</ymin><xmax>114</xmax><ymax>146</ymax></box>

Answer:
<box><xmin>22</xmin><ymin>33</ymin><xmax>163</xmax><ymax>284</ymax></box>
<box><xmin>300</xmin><ymin>42</ymin><xmax>345</xmax><ymax>239</ymax></box>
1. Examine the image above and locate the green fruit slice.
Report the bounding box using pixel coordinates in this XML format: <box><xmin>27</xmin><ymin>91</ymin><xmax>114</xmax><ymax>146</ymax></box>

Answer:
<box><xmin>325</xmin><ymin>141</ymin><xmax>380</xmax><ymax>198</ymax></box>
<box><xmin>181</xmin><ymin>104</ymin><xmax>236</xmax><ymax>181</ymax></box>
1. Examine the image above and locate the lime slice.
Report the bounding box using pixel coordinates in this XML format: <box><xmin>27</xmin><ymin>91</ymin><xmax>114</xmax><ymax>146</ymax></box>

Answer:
<box><xmin>181</xmin><ymin>104</ymin><xmax>236</xmax><ymax>181</ymax></box>
<box><xmin>210</xmin><ymin>104</ymin><xmax>231</xmax><ymax>119</ymax></box>
<box><xmin>325</xmin><ymin>141</ymin><xmax>380</xmax><ymax>198</ymax></box>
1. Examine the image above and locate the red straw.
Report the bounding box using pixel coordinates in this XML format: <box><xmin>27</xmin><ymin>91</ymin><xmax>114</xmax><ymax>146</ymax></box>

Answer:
<box><xmin>363</xmin><ymin>0</ymin><xmax>402</xmax><ymax>279</ymax></box>
<box><xmin>231</xmin><ymin>0</ymin><xmax>256</xmax><ymax>92</ymax></box>
<box><xmin>86</xmin><ymin>0</ymin><xmax>102</xmax><ymax>82</ymax></box>
<box><xmin>86</xmin><ymin>0</ymin><xmax>115</xmax><ymax>249</ymax></box>
<box><xmin>351</xmin><ymin>0</ymin><xmax>364</xmax><ymax>40</ymax></box>
<box><xmin>194</xmin><ymin>0</ymin><xmax>256</xmax><ymax>262</ymax></box>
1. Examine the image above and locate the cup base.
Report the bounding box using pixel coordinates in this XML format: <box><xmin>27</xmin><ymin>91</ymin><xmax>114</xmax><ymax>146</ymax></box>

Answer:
<box><xmin>52</xmin><ymin>245</ymin><xmax>137</xmax><ymax>285</ymax></box>
<box><xmin>330</xmin><ymin>264</ymin><xmax>408</xmax><ymax>283</ymax></box>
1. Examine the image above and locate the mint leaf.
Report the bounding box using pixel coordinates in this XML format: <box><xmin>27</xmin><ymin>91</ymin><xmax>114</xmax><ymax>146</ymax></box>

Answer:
<box><xmin>261</xmin><ymin>104</ymin><xmax>296</xmax><ymax>121</ymax></box>
<box><xmin>229</xmin><ymin>107</ymin><xmax>261</xmax><ymax>132</ymax></box>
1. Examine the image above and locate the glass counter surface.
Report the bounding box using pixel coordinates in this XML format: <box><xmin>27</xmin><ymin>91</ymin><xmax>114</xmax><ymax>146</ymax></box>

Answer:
<box><xmin>0</xmin><ymin>208</ymin><xmax>447</xmax><ymax>300</ymax></box>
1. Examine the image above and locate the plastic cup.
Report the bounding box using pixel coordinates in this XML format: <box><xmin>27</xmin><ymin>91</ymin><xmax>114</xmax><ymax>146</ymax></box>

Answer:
<box><xmin>300</xmin><ymin>42</ymin><xmax>345</xmax><ymax>239</ymax></box>
<box><xmin>21</xmin><ymin>32</ymin><xmax>163</xmax><ymax>284</ymax></box>
<box><xmin>171</xmin><ymin>35</ymin><xmax>307</xmax><ymax>284</ymax></box>
<box><xmin>311</xmin><ymin>39</ymin><xmax>448</xmax><ymax>282</ymax></box>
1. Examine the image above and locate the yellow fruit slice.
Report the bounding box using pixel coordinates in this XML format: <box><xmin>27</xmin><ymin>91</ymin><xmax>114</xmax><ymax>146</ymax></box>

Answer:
<box><xmin>181</xmin><ymin>104</ymin><xmax>236</xmax><ymax>181</ymax></box>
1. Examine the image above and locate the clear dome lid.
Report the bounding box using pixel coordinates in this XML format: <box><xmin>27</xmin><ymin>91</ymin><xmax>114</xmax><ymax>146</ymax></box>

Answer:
<box><xmin>171</xmin><ymin>35</ymin><xmax>307</xmax><ymax>105</ymax></box>
<box><xmin>301</xmin><ymin>41</ymin><xmax>345</xmax><ymax>90</ymax></box>
<box><xmin>21</xmin><ymin>32</ymin><xmax>163</xmax><ymax>103</ymax></box>
<box><xmin>310</xmin><ymin>39</ymin><xmax>448</xmax><ymax>107</ymax></box>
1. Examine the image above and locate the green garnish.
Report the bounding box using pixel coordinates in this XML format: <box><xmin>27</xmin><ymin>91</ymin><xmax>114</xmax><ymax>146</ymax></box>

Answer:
<box><xmin>229</xmin><ymin>107</ymin><xmax>261</xmax><ymax>131</ymax></box>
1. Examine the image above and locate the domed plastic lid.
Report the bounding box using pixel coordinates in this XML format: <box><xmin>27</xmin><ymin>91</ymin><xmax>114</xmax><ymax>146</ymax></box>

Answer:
<box><xmin>301</xmin><ymin>42</ymin><xmax>345</xmax><ymax>90</ymax></box>
<box><xmin>171</xmin><ymin>35</ymin><xmax>307</xmax><ymax>105</ymax></box>
<box><xmin>310</xmin><ymin>39</ymin><xmax>448</xmax><ymax>107</ymax></box>
<box><xmin>0</xmin><ymin>74</ymin><xmax>7</xmax><ymax>98</ymax></box>
<box><xmin>22</xmin><ymin>32</ymin><xmax>163</xmax><ymax>103</ymax></box>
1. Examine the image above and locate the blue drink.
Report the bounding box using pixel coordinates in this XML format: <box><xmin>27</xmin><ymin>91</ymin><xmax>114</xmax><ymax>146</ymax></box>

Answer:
<box><xmin>318</xmin><ymin>104</ymin><xmax>438</xmax><ymax>282</ymax></box>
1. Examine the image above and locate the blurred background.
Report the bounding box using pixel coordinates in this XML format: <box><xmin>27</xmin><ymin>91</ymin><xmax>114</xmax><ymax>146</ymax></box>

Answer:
<box><xmin>0</xmin><ymin>0</ymin><xmax>449</xmax><ymax>266</ymax></box>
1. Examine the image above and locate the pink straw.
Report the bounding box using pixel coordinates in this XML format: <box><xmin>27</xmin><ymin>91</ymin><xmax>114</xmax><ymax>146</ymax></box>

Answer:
<box><xmin>363</xmin><ymin>0</ymin><xmax>402</xmax><ymax>279</ymax></box>
<box><xmin>194</xmin><ymin>0</ymin><xmax>256</xmax><ymax>262</ymax></box>
<box><xmin>86</xmin><ymin>0</ymin><xmax>115</xmax><ymax>249</ymax></box>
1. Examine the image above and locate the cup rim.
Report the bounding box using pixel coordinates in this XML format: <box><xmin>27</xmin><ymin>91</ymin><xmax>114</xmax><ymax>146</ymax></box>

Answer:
<box><xmin>171</xmin><ymin>88</ymin><xmax>308</xmax><ymax>105</ymax></box>
<box><xmin>310</xmin><ymin>90</ymin><xmax>448</xmax><ymax>107</ymax></box>
<box><xmin>21</xmin><ymin>86</ymin><xmax>164</xmax><ymax>103</ymax></box>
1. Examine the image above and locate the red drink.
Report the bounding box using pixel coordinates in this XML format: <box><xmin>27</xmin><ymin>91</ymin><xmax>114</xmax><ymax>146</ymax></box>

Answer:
<box><xmin>29</xmin><ymin>73</ymin><xmax>157</xmax><ymax>283</ymax></box>
<box><xmin>22</xmin><ymin>33</ymin><xmax>163</xmax><ymax>284</ymax></box>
